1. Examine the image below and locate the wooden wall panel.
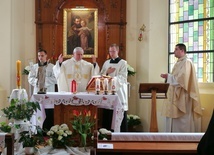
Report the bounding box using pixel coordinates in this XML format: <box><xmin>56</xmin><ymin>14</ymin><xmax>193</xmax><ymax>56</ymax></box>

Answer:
<box><xmin>35</xmin><ymin>0</ymin><xmax>126</xmax><ymax>66</ymax></box>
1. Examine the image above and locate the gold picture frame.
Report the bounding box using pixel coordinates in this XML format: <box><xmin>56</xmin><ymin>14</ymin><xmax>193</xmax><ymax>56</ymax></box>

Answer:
<box><xmin>63</xmin><ymin>8</ymin><xmax>98</xmax><ymax>58</ymax></box>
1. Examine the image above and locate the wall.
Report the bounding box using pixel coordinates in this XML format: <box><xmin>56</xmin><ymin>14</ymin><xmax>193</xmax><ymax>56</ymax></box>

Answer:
<box><xmin>0</xmin><ymin>0</ymin><xmax>36</xmax><ymax>98</ymax></box>
<box><xmin>127</xmin><ymin>0</ymin><xmax>168</xmax><ymax>132</ymax></box>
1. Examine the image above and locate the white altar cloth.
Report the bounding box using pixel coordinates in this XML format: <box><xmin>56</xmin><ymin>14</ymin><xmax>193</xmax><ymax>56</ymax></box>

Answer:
<box><xmin>30</xmin><ymin>92</ymin><xmax>124</xmax><ymax>132</ymax></box>
<box><xmin>111</xmin><ymin>132</ymin><xmax>204</xmax><ymax>141</ymax></box>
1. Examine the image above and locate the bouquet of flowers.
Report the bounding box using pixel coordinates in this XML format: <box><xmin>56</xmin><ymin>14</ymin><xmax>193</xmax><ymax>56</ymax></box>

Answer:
<box><xmin>98</xmin><ymin>128</ymin><xmax>111</xmax><ymax>140</ymax></box>
<box><xmin>127</xmin><ymin>114</ymin><xmax>141</xmax><ymax>127</ymax></box>
<box><xmin>22</xmin><ymin>66</ymin><xmax>31</xmax><ymax>75</ymax></box>
<box><xmin>71</xmin><ymin>109</ymin><xmax>96</xmax><ymax>147</ymax></box>
<box><xmin>127</xmin><ymin>64</ymin><xmax>136</xmax><ymax>76</ymax></box>
<box><xmin>47</xmin><ymin>124</ymin><xmax>73</xmax><ymax>148</ymax></box>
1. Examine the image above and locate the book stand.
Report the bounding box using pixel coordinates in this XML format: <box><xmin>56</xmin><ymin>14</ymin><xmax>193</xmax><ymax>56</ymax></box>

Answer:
<box><xmin>139</xmin><ymin>83</ymin><xmax>169</xmax><ymax>132</ymax></box>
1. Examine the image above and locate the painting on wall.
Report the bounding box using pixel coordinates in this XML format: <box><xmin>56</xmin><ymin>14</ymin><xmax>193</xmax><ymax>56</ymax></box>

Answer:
<box><xmin>63</xmin><ymin>8</ymin><xmax>98</xmax><ymax>58</ymax></box>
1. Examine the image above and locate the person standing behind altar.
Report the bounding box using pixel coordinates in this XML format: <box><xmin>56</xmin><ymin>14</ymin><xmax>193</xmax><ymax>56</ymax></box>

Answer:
<box><xmin>28</xmin><ymin>49</ymin><xmax>57</xmax><ymax>131</ymax></box>
<box><xmin>100</xmin><ymin>43</ymin><xmax>128</xmax><ymax>132</ymax></box>
<box><xmin>53</xmin><ymin>47</ymin><xmax>99</xmax><ymax>92</ymax></box>
<box><xmin>28</xmin><ymin>49</ymin><xmax>57</xmax><ymax>94</ymax></box>
<box><xmin>160</xmin><ymin>43</ymin><xmax>202</xmax><ymax>132</ymax></box>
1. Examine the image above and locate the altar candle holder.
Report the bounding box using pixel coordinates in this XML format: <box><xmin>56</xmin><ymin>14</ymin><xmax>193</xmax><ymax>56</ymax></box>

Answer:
<box><xmin>111</xmin><ymin>78</ymin><xmax>116</xmax><ymax>95</ymax></box>
<box><xmin>103</xmin><ymin>78</ymin><xmax>108</xmax><ymax>95</ymax></box>
<box><xmin>95</xmin><ymin>78</ymin><xmax>100</xmax><ymax>95</ymax></box>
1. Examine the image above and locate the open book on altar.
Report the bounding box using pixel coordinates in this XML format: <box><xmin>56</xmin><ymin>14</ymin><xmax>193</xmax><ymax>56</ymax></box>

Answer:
<box><xmin>86</xmin><ymin>75</ymin><xmax>112</xmax><ymax>92</ymax></box>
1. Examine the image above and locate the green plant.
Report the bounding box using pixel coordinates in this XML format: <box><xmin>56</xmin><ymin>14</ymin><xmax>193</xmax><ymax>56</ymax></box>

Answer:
<box><xmin>2</xmin><ymin>98</ymin><xmax>40</xmax><ymax>121</ymax></box>
<box><xmin>19</xmin><ymin>126</ymin><xmax>45</xmax><ymax>147</ymax></box>
<box><xmin>46</xmin><ymin>124</ymin><xmax>73</xmax><ymax>148</ymax></box>
<box><xmin>0</xmin><ymin>122</ymin><xmax>12</xmax><ymax>133</ymax></box>
<box><xmin>71</xmin><ymin>109</ymin><xmax>95</xmax><ymax>147</ymax></box>
<box><xmin>127</xmin><ymin>114</ymin><xmax>141</xmax><ymax>127</ymax></box>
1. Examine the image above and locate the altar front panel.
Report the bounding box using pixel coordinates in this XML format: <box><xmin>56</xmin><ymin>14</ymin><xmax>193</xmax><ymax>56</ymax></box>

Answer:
<box><xmin>54</xmin><ymin>104</ymin><xmax>97</xmax><ymax>132</ymax></box>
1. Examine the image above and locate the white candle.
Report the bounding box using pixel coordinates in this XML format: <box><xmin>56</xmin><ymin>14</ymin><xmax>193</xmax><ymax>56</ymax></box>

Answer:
<box><xmin>104</xmin><ymin>78</ymin><xmax>108</xmax><ymax>91</ymax></box>
<box><xmin>95</xmin><ymin>78</ymin><xmax>100</xmax><ymax>91</ymax></box>
<box><xmin>111</xmin><ymin>78</ymin><xmax>116</xmax><ymax>91</ymax></box>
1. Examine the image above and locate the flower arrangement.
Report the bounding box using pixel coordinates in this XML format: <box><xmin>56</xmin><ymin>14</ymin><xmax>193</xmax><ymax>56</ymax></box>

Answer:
<box><xmin>127</xmin><ymin>114</ymin><xmax>141</xmax><ymax>127</ymax></box>
<box><xmin>22</xmin><ymin>66</ymin><xmax>31</xmax><ymax>75</ymax></box>
<box><xmin>71</xmin><ymin>109</ymin><xmax>96</xmax><ymax>147</ymax></box>
<box><xmin>98</xmin><ymin>128</ymin><xmax>111</xmax><ymax>140</ymax></box>
<box><xmin>1</xmin><ymin>98</ymin><xmax>40</xmax><ymax>121</ymax></box>
<box><xmin>46</xmin><ymin>123</ymin><xmax>73</xmax><ymax>148</ymax></box>
<box><xmin>127</xmin><ymin>64</ymin><xmax>136</xmax><ymax>76</ymax></box>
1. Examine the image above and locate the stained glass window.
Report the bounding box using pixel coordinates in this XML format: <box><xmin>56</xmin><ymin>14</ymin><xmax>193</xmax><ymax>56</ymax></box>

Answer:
<box><xmin>169</xmin><ymin>0</ymin><xmax>214</xmax><ymax>82</ymax></box>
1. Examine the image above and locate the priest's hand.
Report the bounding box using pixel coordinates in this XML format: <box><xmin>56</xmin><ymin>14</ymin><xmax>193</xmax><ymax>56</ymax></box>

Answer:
<box><xmin>160</xmin><ymin>73</ymin><xmax>168</xmax><ymax>79</ymax></box>
<box><xmin>107</xmin><ymin>67</ymin><xmax>116</xmax><ymax>75</ymax></box>
<box><xmin>58</xmin><ymin>54</ymin><xmax>64</xmax><ymax>63</ymax></box>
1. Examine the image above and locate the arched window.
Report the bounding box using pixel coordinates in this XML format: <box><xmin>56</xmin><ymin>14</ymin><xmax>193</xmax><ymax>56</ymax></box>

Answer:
<box><xmin>169</xmin><ymin>0</ymin><xmax>214</xmax><ymax>82</ymax></box>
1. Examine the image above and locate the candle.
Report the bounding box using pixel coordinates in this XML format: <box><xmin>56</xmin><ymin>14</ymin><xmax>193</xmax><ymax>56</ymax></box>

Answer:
<box><xmin>104</xmin><ymin>78</ymin><xmax>108</xmax><ymax>91</ymax></box>
<box><xmin>16</xmin><ymin>60</ymin><xmax>21</xmax><ymax>89</ymax></box>
<box><xmin>71</xmin><ymin>80</ymin><xmax>77</xmax><ymax>93</ymax></box>
<box><xmin>95</xmin><ymin>78</ymin><xmax>100</xmax><ymax>91</ymax></box>
<box><xmin>111</xmin><ymin>78</ymin><xmax>116</xmax><ymax>91</ymax></box>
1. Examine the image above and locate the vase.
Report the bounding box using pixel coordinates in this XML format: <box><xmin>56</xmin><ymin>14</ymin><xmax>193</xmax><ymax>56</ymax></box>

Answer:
<box><xmin>25</xmin><ymin>147</ymin><xmax>34</xmax><ymax>154</ymax></box>
<box><xmin>128</xmin><ymin>125</ymin><xmax>137</xmax><ymax>132</ymax></box>
<box><xmin>80</xmin><ymin>133</ymin><xmax>87</xmax><ymax>147</ymax></box>
<box><xmin>14</xmin><ymin>119</ymin><xmax>28</xmax><ymax>125</ymax></box>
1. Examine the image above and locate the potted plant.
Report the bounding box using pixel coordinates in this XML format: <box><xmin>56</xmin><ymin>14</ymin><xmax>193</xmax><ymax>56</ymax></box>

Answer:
<box><xmin>97</xmin><ymin>128</ymin><xmax>111</xmax><ymax>140</ymax></box>
<box><xmin>127</xmin><ymin>114</ymin><xmax>141</xmax><ymax>132</ymax></box>
<box><xmin>19</xmin><ymin>126</ymin><xmax>45</xmax><ymax>154</ymax></box>
<box><xmin>46</xmin><ymin>123</ymin><xmax>73</xmax><ymax>148</ymax></box>
<box><xmin>127</xmin><ymin>64</ymin><xmax>136</xmax><ymax>76</ymax></box>
<box><xmin>1</xmin><ymin>98</ymin><xmax>40</xmax><ymax>121</ymax></box>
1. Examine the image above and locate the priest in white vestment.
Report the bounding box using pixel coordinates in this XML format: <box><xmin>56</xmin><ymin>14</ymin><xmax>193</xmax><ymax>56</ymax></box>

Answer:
<box><xmin>53</xmin><ymin>47</ymin><xmax>99</xmax><ymax>92</ymax></box>
<box><xmin>160</xmin><ymin>43</ymin><xmax>202</xmax><ymax>132</ymax></box>
<box><xmin>100</xmin><ymin>43</ymin><xmax>128</xmax><ymax>132</ymax></box>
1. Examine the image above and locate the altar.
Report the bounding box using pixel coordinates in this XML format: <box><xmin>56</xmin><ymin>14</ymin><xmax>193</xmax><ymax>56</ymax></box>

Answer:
<box><xmin>30</xmin><ymin>92</ymin><xmax>124</xmax><ymax>132</ymax></box>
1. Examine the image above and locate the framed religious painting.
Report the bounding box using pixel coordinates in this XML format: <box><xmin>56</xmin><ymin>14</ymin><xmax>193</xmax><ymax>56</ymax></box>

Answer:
<box><xmin>63</xmin><ymin>8</ymin><xmax>98</xmax><ymax>58</ymax></box>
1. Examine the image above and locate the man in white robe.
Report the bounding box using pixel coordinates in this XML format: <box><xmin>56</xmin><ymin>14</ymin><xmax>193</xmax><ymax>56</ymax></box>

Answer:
<box><xmin>100</xmin><ymin>43</ymin><xmax>128</xmax><ymax>132</ymax></box>
<box><xmin>53</xmin><ymin>47</ymin><xmax>99</xmax><ymax>92</ymax></box>
<box><xmin>28</xmin><ymin>49</ymin><xmax>57</xmax><ymax>94</ymax></box>
<box><xmin>160</xmin><ymin>43</ymin><xmax>202</xmax><ymax>132</ymax></box>
<box><xmin>28</xmin><ymin>49</ymin><xmax>57</xmax><ymax>130</ymax></box>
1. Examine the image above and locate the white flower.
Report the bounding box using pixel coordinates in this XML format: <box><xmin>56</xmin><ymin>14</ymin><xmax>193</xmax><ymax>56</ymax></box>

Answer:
<box><xmin>50</xmin><ymin>125</ymin><xmax>59</xmax><ymax>132</ymax></box>
<box><xmin>127</xmin><ymin>64</ymin><xmax>135</xmax><ymax>72</ymax></box>
<box><xmin>65</xmin><ymin>130</ymin><xmax>72</xmax><ymax>135</ymax></box>
<box><xmin>99</xmin><ymin>128</ymin><xmax>111</xmax><ymax>134</ymax></box>
<box><xmin>58</xmin><ymin>135</ymin><xmax>63</xmax><ymax>141</ymax></box>
<box><xmin>59</xmin><ymin>124</ymin><xmax>69</xmax><ymax>130</ymax></box>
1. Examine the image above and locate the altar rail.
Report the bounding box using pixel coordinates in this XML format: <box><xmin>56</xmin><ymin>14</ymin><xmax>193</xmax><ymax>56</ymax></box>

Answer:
<box><xmin>91</xmin><ymin>131</ymin><xmax>204</xmax><ymax>155</ymax></box>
